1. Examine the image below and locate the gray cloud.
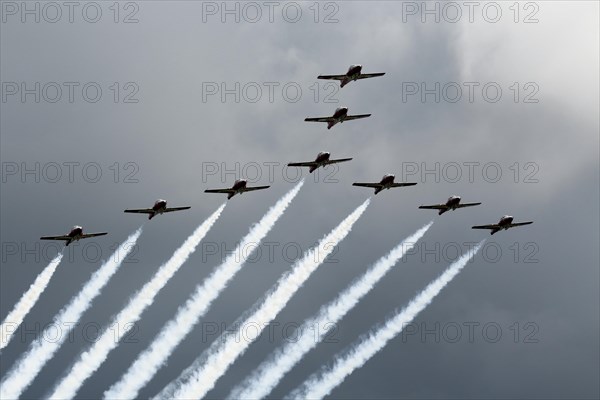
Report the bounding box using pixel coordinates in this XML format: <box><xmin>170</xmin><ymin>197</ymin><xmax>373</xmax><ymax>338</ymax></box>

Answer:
<box><xmin>1</xmin><ymin>1</ymin><xmax>598</xmax><ymax>399</ymax></box>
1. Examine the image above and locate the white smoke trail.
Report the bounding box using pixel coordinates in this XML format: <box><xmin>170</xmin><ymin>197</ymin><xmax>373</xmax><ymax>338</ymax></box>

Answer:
<box><xmin>159</xmin><ymin>199</ymin><xmax>371</xmax><ymax>400</ymax></box>
<box><xmin>230</xmin><ymin>222</ymin><xmax>433</xmax><ymax>400</ymax></box>
<box><xmin>289</xmin><ymin>241</ymin><xmax>484</xmax><ymax>400</ymax></box>
<box><xmin>104</xmin><ymin>182</ymin><xmax>303</xmax><ymax>400</ymax></box>
<box><xmin>0</xmin><ymin>253</ymin><xmax>64</xmax><ymax>351</ymax></box>
<box><xmin>47</xmin><ymin>204</ymin><xmax>226</xmax><ymax>400</ymax></box>
<box><xmin>0</xmin><ymin>228</ymin><xmax>143</xmax><ymax>400</ymax></box>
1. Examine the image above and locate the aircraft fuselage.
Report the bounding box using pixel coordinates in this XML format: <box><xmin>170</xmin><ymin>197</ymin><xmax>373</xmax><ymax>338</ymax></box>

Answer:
<box><xmin>498</xmin><ymin>216</ymin><xmax>514</xmax><ymax>227</ymax></box>
<box><xmin>146</xmin><ymin>199</ymin><xmax>169</xmax><ymax>219</ymax></box>
<box><xmin>333</xmin><ymin>107</ymin><xmax>349</xmax><ymax>121</ymax></box>
<box><xmin>327</xmin><ymin>107</ymin><xmax>349</xmax><ymax>129</ymax></box>
<box><xmin>152</xmin><ymin>199</ymin><xmax>168</xmax><ymax>213</ymax></box>
<box><xmin>64</xmin><ymin>226</ymin><xmax>86</xmax><ymax>244</ymax></box>
<box><xmin>340</xmin><ymin>65</ymin><xmax>363</xmax><ymax>87</ymax></box>
<box><xmin>490</xmin><ymin>216</ymin><xmax>515</xmax><ymax>234</ymax></box>
<box><xmin>68</xmin><ymin>226</ymin><xmax>83</xmax><ymax>239</ymax></box>
<box><xmin>232</xmin><ymin>179</ymin><xmax>248</xmax><ymax>193</ymax></box>
<box><xmin>446</xmin><ymin>195</ymin><xmax>462</xmax><ymax>209</ymax></box>
<box><xmin>380</xmin><ymin>174</ymin><xmax>396</xmax><ymax>188</ymax></box>
<box><xmin>315</xmin><ymin>152</ymin><xmax>331</xmax><ymax>164</ymax></box>
<box><xmin>372</xmin><ymin>174</ymin><xmax>396</xmax><ymax>194</ymax></box>
<box><xmin>347</xmin><ymin>64</ymin><xmax>362</xmax><ymax>78</ymax></box>
<box><xmin>309</xmin><ymin>152</ymin><xmax>332</xmax><ymax>173</ymax></box>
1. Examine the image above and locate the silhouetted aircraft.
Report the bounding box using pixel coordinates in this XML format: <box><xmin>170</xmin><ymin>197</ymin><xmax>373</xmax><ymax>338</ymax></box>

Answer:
<box><xmin>288</xmin><ymin>152</ymin><xmax>352</xmax><ymax>173</ymax></box>
<box><xmin>40</xmin><ymin>226</ymin><xmax>107</xmax><ymax>246</ymax></box>
<box><xmin>124</xmin><ymin>199</ymin><xmax>191</xmax><ymax>220</ymax></box>
<box><xmin>305</xmin><ymin>107</ymin><xmax>371</xmax><ymax>129</ymax></box>
<box><xmin>318</xmin><ymin>64</ymin><xmax>385</xmax><ymax>88</ymax></box>
<box><xmin>472</xmin><ymin>216</ymin><xmax>533</xmax><ymax>235</ymax></box>
<box><xmin>205</xmin><ymin>179</ymin><xmax>270</xmax><ymax>200</ymax></box>
<box><xmin>353</xmin><ymin>174</ymin><xmax>417</xmax><ymax>195</ymax></box>
<box><xmin>419</xmin><ymin>196</ymin><xmax>481</xmax><ymax>215</ymax></box>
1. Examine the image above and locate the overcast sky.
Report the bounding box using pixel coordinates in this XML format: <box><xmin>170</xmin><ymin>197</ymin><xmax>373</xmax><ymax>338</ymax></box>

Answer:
<box><xmin>1</xmin><ymin>1</ymin><xmax>599</xmax><ymax>399</ymax></box>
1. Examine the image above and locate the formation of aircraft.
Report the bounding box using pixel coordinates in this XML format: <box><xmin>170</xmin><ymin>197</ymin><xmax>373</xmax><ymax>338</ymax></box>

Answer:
<box><xmin>305</xmin><ymin>106</ymin><xmax>371</xmax><ymax>130</ymax></box>
<box><xmin>318</xmin><ymin>64</ymin><xmax>385</xmax><ymax>88</ymax></box>
<box><xmin>124</xmin><ymin>199</ymin><xmax>191</xmax><ymax>220</ymax></box>
<box><xmin>419</xmin><ymin>196</ymin><xmax>482</xmax><ymax>215</ymax></box>
<box><xmin>205</xmin><ymin>179</ymin><xmax>270</xmax><ymax>200</ymax></box>
<box><xmin>39</xmin><ymin>64</ymin><xmax>533</xmax><ymax>246</ymax></box>
<box><xmin>472</xmin><ymin>216</ymin><xmax>534</xmax><ymax>235</ymax></box>
<box><xmin>288</xmin><ymin>152</ymin><xmax>352</xmax><ymax>173</ymax></box>
<box><xmin>353</xmin><ymin>174</ymin><xmax>417</xmax><ymax>195</ymax></box>
<box><xmin>40</xmin><ymin>226</ymin><xmax>107</xmax><ymax>246</ymax></box>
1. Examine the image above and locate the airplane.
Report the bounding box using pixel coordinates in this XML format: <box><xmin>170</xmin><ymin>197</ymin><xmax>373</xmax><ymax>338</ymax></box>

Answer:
<box><xmin>124</xmin><ymin>199</ymin><xmax>191</xmax><ymax>220</ymax></box>
<box><xmin>472</xmin><ymin>216</ymin><xmax>533</xmax><ymax>235</ymax></box>
<box><xmin>288</xmin><ymin>152</ymin><xmax>352</xmax><ymax>173</ymax></box>
<box><xmin>205</xmin><ymin>179</ymin><xmax>270</xmax><ymax>200</ymax></box>
<box><xmin>40</xmin><ymin>226</ymin><xmax>107</xmax><ymax>246</ymax></box>
<box><xmin>318</xmin><ymin>65</ymin><xmax>385</xmax><ymax>88</ymax></box>
<box><xmin>305</xmin><ymin>107</ymin><xmax>371</xmax><ymax>130</ymax></box>
<box><xmin>353</xmin><ymin>174</ymin><xmax>417</xmax><ymax>195</ymax></box>
<box><xmin>419</xmin><ymin>196</ymin><xmax>482</xmax><ymax>215</ymax></box>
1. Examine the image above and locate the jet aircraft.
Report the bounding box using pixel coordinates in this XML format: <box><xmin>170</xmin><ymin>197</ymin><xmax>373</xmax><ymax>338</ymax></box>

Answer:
<box><xmin>205</xmin><ymin>179</ymin><xmax>270</xmax><ymax>200</ymax></box>
<box><xmin>305</xmin><ymin>107</ymin><xmax>371</xmax><ymax>129</ymax></box>
<box><xmin>419</xmin><ymin>196</ymin><xmax>481</xmax><ymax>215</ymax></box>
<box><xmin>318</xmin><ymin>64</ymin><xmax>385</xmax><ymax>88</ymax></box>
<box><xmin>353</xmin><ymin>174</ymin><xmax>417</xmax><ymax>195</ymax></box>
<box><xmin>288</xmin><ymin>152</ymin><xmax>352</xmax><ymax>173</ymax></box>
<box><xmin>40</xmin><ymin>226</ymin><xmax>107</xmax><ymax>246</ymax></box>
<box><xmin>124</xmin><ymin>199</ymin><xmax>191</xmax><ymax>220</ymax></box>
<box><xmin>472</xmin><ymin>216</ymin><xmax>533</xmax><ymax>235</ymax></box>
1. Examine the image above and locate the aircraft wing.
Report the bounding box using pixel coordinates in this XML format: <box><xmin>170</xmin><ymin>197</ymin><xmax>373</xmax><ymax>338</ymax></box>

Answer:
<box><xmin>509</xmin><ymin>221</ymin><xmax>534</xmax><ymax>227</ymax></box>
<box><xmin>305</xmin><ymin>117</ymin><xmax>335</xmax><ymax>123</ymax></box>
<box><xmin>419</xmin><ymin>204</ymin><xmax>448</xmax><ymax>210</ymax></box>
<box><xmin>164</xmin><ymin>207</ymin><xmax>191</xmax><ymax>213</ymax></box>
<box><xmin>40</xmin><ymin>235</ymin><xmax>71</xmax><ymax>241</ymax></box>
<box><xmin>344</xmin><ymin>114</ymin><xmax>371</xmax><ymax>121</ymax></box>
<box><xmin>124</xmin><ymin>208</ymin><xmax>154</xmax><ymax>214</ymax></box>
<box><xmin>471</xmin><ymin>224</ymin><xmax>501</xmax><ymax>230</ymax></box>
<box><xmin>390</xmin><ymin>182</ymin><xmax>417</xmax><ymax>187</ymax></box>
<box><xmin>357</xmin><ymin>73</ymin><xmax>385</xmax><ymax>79</ymax></box>
<box><xmin>455</xmin><ymin>202</ymin><xmax>482</xmax><ymax>208</ymax></box>
<box><xmin>205</xmin><ymin>189</ymin><xmax>236</xmax><ymax>194</ymax></box>
<box><xmin>80</xmin><ymin>232</ymin><xmax>108</xmax><ymax>239</ymax></box>
<box><xmin>288</xmin><ymin>162</ymin><xmax>318</xmax><ymax>168</ymax></box>
<box><xmin>325</xmin><ymin>158</ymin><xmax>353</xmax><ymax>165</ymax></box>
<box><xmin>241</xmin><ymin>186</ymin><xmax>270</xmax><ymax>192</ymax></box>
<box><xmin>317</xmin><ymin>74</ymin><xmax>347</xmax><ymax>81</ymax></box>
<box><xmin>353</xmin><ymin>182</ymin><xmax>383</xmax><ymax>189</ymax></box>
